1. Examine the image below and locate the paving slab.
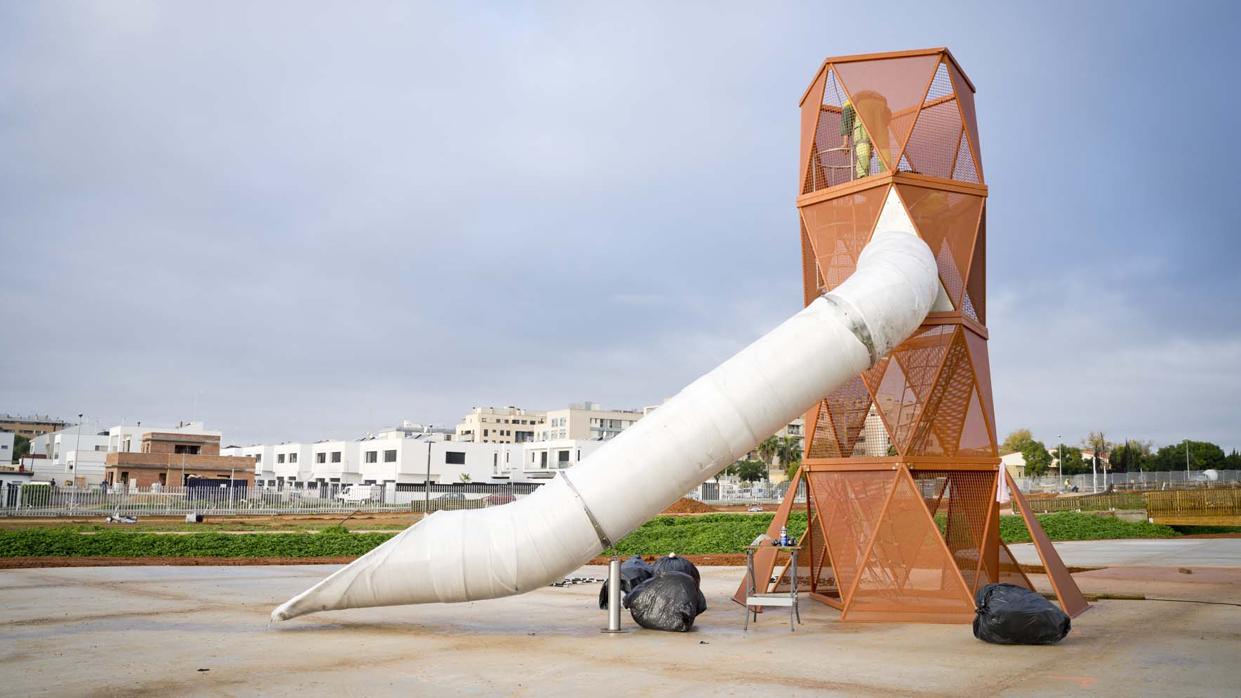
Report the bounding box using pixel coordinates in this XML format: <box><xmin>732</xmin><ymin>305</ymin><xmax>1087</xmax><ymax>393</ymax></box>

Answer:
<box><xmin>1</xmin><ymin>562</ymin><xmax>1238</xmax><ymax>696</ymax></box>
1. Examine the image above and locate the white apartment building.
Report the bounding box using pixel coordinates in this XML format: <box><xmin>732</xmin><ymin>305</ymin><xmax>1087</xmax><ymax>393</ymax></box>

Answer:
<box><xmin>0</xmin><ymin>431</ymin><xmax>14</xmax><ymax>464</ymax></box>
<box><xmin>106</xmin><ymin>421</ymin><xmax>222</xmax><ymax>454</ymax></box>
<box><xmin>539</xmin><ymin>401</ymin><xmax>644</xmax><ymax>441</ymax></box>
<box><xmin>454</xmin><ymin>406</ymin><xmax>546</xmax><ymax>444</ymax></box>
<box><xmin>29</xmin><ymin>426</ymin><xmax>110</xmax><ymax>485</ymax></box>
<box><xmin>519</xmin><ymin>439</ymin><xmax>606</xmax><ymax>477</ymax></box>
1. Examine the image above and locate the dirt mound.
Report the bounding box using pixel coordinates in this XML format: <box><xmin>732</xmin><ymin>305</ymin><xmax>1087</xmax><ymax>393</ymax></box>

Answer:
<box><xmin>661</xmin><ymin>498</ymin><xmax>718</xmax><ymax>514</ymax></box>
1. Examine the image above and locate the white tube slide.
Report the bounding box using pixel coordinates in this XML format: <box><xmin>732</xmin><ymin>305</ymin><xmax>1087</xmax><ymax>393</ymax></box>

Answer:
<box><xmin>273</xmin><ymin>192</ymin><xmax>938</xmax><ymax>621</ymax></box>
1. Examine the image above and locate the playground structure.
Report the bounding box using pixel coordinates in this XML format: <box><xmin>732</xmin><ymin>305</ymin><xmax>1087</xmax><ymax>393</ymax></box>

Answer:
<box><xmin>734</xmin><ymin>48</ymin><xmax>1087</xmax><ymax>622</ymax></box>
<box><xmin>272</xmin><ymin>48</ymin><xmax>1085</xmax><ymax>625</ymax></box>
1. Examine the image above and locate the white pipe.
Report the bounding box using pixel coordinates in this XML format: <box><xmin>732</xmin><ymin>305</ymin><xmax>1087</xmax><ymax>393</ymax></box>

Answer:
<box><xmin>272</xmin><ymin>198</ymin><xmax>937</xmax><ymax>621</ymax></box>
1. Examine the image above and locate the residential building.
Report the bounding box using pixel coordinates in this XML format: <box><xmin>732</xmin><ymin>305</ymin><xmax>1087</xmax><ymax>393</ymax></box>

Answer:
<box><xmin>0</xmin><ymin>415</ymin><xmax>67</xmax><ymax>440</ymax></box>
<box><xmin>104</xmin><ymin>429</ymin><xmax>255</xmax><ymax>489</ymax></box>
<box><xmin>29</xmin><ymin>426</ymin><xmax>110</xmax><ymax>486</ymax></box>
<box><xmin>0</xmin><ymin>431</ymin><xmax>13</xmax><ymax>464</ymax></box>
<box><xmin>539</xmin><ymin>401</ymin><xmax>644</xmax><ymax>441</ymax></box>
<box><xmin>1000</xmin><ymin>451</ymin><xmax>1029</xmax><ymax>480</ymax></box>
<box><xmin>454</xmin><ymin>406</ymin><xmax>546</xmax><ymax>443</ymax></box>
<box><xmin>518</xmin><ymin>439</ymin><xmax>606</xmax><ymax>479</ymax></box>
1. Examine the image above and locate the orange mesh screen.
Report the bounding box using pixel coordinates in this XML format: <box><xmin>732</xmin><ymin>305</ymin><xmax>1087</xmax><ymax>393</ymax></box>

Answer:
<box><xmin>896</xmin><ymin>185</ymin><xmax>984</xmax><ymax>308</ymax></box>
<box><xmin>800</xmin><ymin>68</ymin><xmax>828</xmax><ymax>193</ymax></box>
<box><xmin>800</xmin><ymin>186</ymin><xmax>888</xmax><ymax>291</ymax></box>
<box><xmin>963</xmin><ymin>209</ymin><xmax>986</xmax><ymax>323</ymax></box>
<box><xmin>900</xmin><ymin>63</ymin><xmax>966</xmax><ymax>180</ymax></box>
<box><xmin>808</xmin><ymin>470</ymin><xmax>896</xmax><ymax>600</ymax></box>
<box><xmin>846</xmin><ymin>467</ymin><xmax>974</xmax><ymax>622</ymax></box>
<box><xmin>832</xmin><ymin>55</ymin><xmax>941</xmax><ymax>169</ymax></box>
<box><xmin>947</xmin><ymin>61</ymin><xmax>983</xmax><ymax>182</ymax></box>
<box><xmin>913</xmin><ymin>470</ymin><xmax>997</xmax><ymax>592</ymax></box>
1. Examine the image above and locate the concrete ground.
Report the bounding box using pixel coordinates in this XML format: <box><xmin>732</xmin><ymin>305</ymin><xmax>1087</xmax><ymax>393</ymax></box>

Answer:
<box><xmin>2</xmin><ymin>543</ymin><xmax>1239</xmax><ymax>696</ymax></box>
<box><xmin>1010</xmin><ymin>537</ymin><xmax>1241</xmax><ymax>568</ymax></box>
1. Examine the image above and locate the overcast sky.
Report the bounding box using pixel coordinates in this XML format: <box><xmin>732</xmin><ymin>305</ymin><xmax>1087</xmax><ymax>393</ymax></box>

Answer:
<box><xmin>2</xmin><ymin>1</ymin><xmax>1238</xmax><ymax>451</ymax></box>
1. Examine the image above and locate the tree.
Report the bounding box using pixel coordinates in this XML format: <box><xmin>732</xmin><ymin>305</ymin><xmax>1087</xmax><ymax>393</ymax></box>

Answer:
<box><xmin>1227</xmin><ymin>450</ymin><xmax>1241</xmax><ymax>469</ymax></box>
<box><xmin>734</xmin><ymin>459</ymin><xmax>768</xmax><ymax>483</ymax></box>
<box><xmin>781</xmin><ymin>438</ymin><xmax>804</xmax><ymax>482</ymax></box>
<box><xmin>11</xmin><ymin>435</ymin><xmax>29</xmax><ymax>464</ymax></box>
<box><xmin>1056</xmin><ymin>446</ymin><xmax>1088</xmax><ymax>475</ymax></box>
<box><xmin>1109</xmin><ymin>439</ymin><xmax>1152</xmax><ymax>473</ymax></box>
<box><xmin>1084</xmin><ymin>431</ymin><xmax>1111</xmax><ymax>480</ymax></box>
<box><xmin>756</xmin><ymin>436</ymin><xmax>780</xmax><ymax>467</ymax></box>
<box><xmin>1000</xmin><ymin>428</ymin><xmax>1033</xmax><ymax>455</ymax></box>
<box><xmin>1020</xmin><ymin>440</ymin><xmax>1052</xmax><ymax>477</ymax></box>
<box><xmin>1151</xmin><ymin>441</ymin><xmax>1226</xmax><ymax>471</ymax></box>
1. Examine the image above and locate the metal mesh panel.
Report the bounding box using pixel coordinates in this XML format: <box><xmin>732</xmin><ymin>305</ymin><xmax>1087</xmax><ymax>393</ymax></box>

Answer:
<box><xmin>807</xmin><ymin>400</ymin><xmax>839</xmax><ymax>458</ymax></box>
<box><xmin>958</xmin><ymin>388</ymin><xmax>995</xmax><ymax>455</ymax></box>
<box><xmin>833</xmin><ymin>55</ymin><xmax>941</xmax><ymax>170</ymax></box>
<box><xmin>800</xmin><ymin>186</ymin><xmax>888</xmax><ymax>291</ymax></box>
<box><xmin>896</xmin><ymin>184</ymin><xmax>983</xmax><ymax>309</ymax></box>
<box><xmin>952</xmin><ymin>131</ymin><xmax>980</xmax><ymax>183</ymax></box>
<box><xmin>807</xmin><ymin>470</ymin><xmax>895</xmax><ymax>603</ymax></box>
<box><xmin>912</xmin><ymin>470</ymin><xmax>997</xmax><ymax>592</ymax></box>
<box><xmin>867</xmin><ymin>326</ymin><xmax>955</xmax><ymax>455</ymax></box>
<box><xmin>947</xmin><ymin>61</ymin><xmax>983</xmax><ymax>182</ymax></box>
<box><xmin>870</xmin><ymin>354</ymin><xmax>922</xmax><ymax>454</ymax></box>
<box><xmin>803</xmin><ymin>69</ymin><xmax>884</xmax><ymax>193</ymax></box>
<box><xmin>825</xmin><ymin>375</ymin><xmax>873</xmax><ymax>457</ymax></box>
<box><xmin>996</xmin><ymin>542</ymin><xmax>1033</xmax><ymax>589</ymax></box>
<box><xmin>963</xmin><ymin>330</ymin><xmax>997</xmax><ymax>447</ymax></box>
<box><xmin>846</xmin><ymin>468</ymin><xmax>974</xmax><ymax>622</ymax></box>
<box><xmin>906</xmin><ymin>328</ymin><xmax>973</xmax><ymax>457</ymax></box>
<box><xmin>964</xmin><ymin>207</ymin><xmax>986</xmax><ymax>323</ymax></box>
<box><xmin>901</xmin><ymin>98</ymin><xmax>964</xmax><ymax>179</ymax></box>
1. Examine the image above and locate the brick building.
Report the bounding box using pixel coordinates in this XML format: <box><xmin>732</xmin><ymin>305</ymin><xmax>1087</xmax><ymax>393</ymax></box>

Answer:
<box><xmin>105</xmin><ymin>432</ymin><xmax>255</xmax><ymax>488</ymax></box>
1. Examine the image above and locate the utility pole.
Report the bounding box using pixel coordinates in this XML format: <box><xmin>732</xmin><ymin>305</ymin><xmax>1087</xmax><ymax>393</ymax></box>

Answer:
<box><xmin>424</xmin><ymin>426</ymin><xmax>433</xmax><ymax>514</ymax></box>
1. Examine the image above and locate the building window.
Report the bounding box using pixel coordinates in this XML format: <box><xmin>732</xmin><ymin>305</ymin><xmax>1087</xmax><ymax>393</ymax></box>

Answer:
<box><xmin>331</xmin><ymin>451</ymin><xmax>341</xmax><ymax>463</ymax></box>
<box><xmin>289</xmin><ymin>453</ymin><xmax>298</xmax><ymax>463</ymax></box>
<box><xmin>445</xmin><ymin>451</ymin><xmax>465</xmax><ymax>465</ymax></box>
<box><xmin>365</xmin><ymin>451</ymin><xmax>378</xmax><ymax>464</ymax></box>
<box><xmin>316</xmin><ymin>453</ymin><xmax>326</xmax><ymax>464</ymax></box>
<box><xmin>255</xmin><ymin>454</ymin><xmax>262</xmax><ymax>463</ymax></box>
<box><xmin>174</xmin><ymin>444</ymin><xmax>201</xmax><ymax>455</ymax></box>
<box><xmin>278</xmin><ymin>454</ymin><xmax>286</xmax><ymax>464</ymax></box>
<box><xmin>384</xmin><ymin>450</ymin><xmax>397</xmax><ymax>463</ymax></box>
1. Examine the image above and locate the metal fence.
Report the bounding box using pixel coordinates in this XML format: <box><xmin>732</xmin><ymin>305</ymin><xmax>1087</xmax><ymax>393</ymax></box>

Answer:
<box><xmin>0</xmin><ymin>482</ymin><xmax>538</xmax><ymax>518</ymax></box>
<box><xmin>1015</xmin><ymin>469</ymin><xmax>1240</xmax><ymax>494</ymax></box>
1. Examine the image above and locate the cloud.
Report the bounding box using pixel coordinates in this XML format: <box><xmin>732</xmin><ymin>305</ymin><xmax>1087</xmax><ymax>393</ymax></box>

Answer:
<box><xmin>1</xmin><ymin>2</ymin><xmax>1238</xmax><ymax>453</ymax></box>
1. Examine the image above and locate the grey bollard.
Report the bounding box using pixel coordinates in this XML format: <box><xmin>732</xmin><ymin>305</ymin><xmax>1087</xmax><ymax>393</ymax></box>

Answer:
<box><xmin>601</xmin><ymin>557</ymin><xmax>626</xmax><ymax>633</ymax></box>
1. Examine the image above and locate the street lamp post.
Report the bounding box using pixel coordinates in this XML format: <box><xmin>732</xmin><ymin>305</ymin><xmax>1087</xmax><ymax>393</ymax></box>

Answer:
<box><xmin>72</xmin><ymin>413</ymin><xmax>83</xmax><ymax>486</ymax></box>
<box><xmin>1057</xmin><ymin>435</ymin><xmax>1064</xmax><ymax>492</ymax></box>
<box><xmin>424</xmin><ymin>426</ymin><xmax>433</xmax><ymax>514</ymax></box>
<box><xmin>1185</xmin><ymin>440</ymin><xmax>1191</xmax><ymax>482</ymax></box>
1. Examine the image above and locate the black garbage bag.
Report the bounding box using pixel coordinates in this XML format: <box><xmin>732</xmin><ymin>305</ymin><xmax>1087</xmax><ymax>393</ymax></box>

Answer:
<box><xmin>623</xmin><ymin>571</ymin><xmax>706</xmax><ymax>632</ymax></box>
<box><xmin>652</xmin><ymin>553</ymin><xmax>700</xmax><ymax>587</ymax></box>
<box><xmin>598</xmin><ymin>555</ymin><xmax>655</xmax><ymax>609</ymax></box>
<box><xmin>973</xmin><ymin>583</ymin><xmax>1071</xmax><ymax>645</ymax></box>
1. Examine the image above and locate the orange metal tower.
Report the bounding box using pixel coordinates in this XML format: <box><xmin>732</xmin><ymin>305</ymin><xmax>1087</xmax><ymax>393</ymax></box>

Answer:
<box><xmin>736</xmin><ymin>48</ymin><xmax>1087</xmax><ymax>623</ymax></box>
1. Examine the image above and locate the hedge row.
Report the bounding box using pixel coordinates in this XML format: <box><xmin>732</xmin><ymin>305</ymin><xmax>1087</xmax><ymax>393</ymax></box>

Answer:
<box><xmin>0</xmin><ymin>512</ymin><xmax>1180</xmax><ymax>559</ymax></box>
